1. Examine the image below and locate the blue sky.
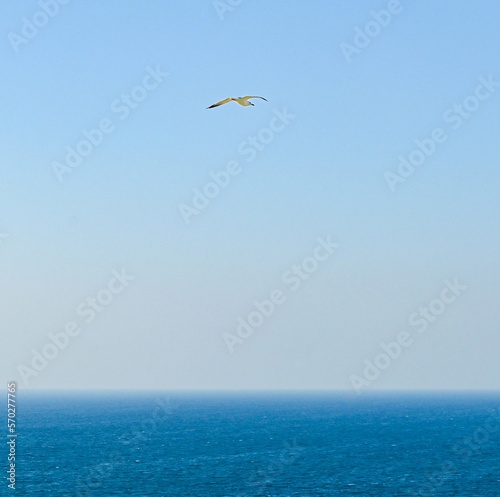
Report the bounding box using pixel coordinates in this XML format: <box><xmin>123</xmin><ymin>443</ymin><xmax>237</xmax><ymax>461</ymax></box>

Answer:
<box><xmin>1</xmin><ymin>0</ymin><xmax>499</xmax><ymax>391</ymax></box>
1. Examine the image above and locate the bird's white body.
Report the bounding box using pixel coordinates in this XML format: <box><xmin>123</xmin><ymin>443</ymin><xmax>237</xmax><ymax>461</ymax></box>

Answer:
<box><xmin>207</xmin><ymin>95</ymin><xmax>268</xmax><ymax>109</ymax></box>
<box><xmin>234</xmin><ymin>97</ymin><xmax>254</xmax><ymax>106</ymax></box>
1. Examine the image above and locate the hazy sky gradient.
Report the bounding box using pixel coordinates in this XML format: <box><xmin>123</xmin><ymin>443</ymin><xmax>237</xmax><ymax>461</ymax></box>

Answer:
<box><xmin>1</xmin><ymin>0</ymin><xmax>499</xmax><ymax>390</ymax></box>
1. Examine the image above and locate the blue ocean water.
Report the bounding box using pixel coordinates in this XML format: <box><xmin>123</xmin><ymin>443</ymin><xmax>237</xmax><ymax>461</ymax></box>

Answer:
<box><xmin>6</xmin><ymin>392</ymin><xmax>500</xmax><ymax>496</ymax></box>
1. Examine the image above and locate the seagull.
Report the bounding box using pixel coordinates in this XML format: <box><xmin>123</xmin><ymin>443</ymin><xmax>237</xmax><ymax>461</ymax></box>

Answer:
<box><xmin>206</xmin><ymin>96</ymin><xmax>268</xmax><ymax>109</ymax></box>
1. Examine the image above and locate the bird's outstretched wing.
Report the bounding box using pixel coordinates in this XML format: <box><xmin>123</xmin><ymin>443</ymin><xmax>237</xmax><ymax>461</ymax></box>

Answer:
<box><xmin>242</xmin><ymin>96</ymin><xmax>268</xmax><ymax>102</ymax></box>
<box><xmin>207</xmin><ymin>97</ymin><xmax>234</xmax><ymax>109</ymax></box>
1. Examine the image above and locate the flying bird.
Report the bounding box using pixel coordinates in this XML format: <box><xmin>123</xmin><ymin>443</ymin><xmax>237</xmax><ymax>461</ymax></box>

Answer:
<box><xmin>206</xmin><ymin>96</ymin><xmax>268</xmax><ymax>109</ymax></box>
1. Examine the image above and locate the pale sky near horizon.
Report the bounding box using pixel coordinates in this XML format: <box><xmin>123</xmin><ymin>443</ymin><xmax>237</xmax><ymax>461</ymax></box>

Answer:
<box><xmin>1</xmin><ymin>1</ymin><xmax>499</xmax><ymax>391</ymax></box>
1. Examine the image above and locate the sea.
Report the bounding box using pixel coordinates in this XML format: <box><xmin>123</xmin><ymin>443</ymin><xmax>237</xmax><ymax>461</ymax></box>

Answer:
<box><xmin>7</xmin><ymin>391</ymin><xmax>500</xmax><ymax>496</ymax></box>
